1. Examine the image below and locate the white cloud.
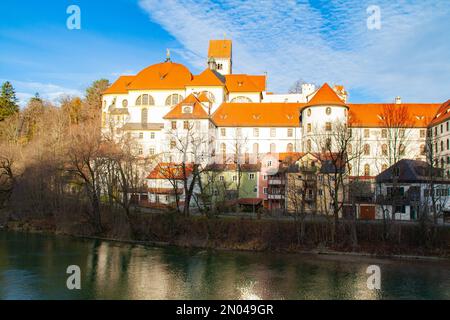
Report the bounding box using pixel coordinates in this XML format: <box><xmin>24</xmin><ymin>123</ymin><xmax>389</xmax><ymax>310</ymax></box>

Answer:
<box><xmin>138</xmin><ymin>0</ymin><xmax>450</xmax><ymax>102</ymax></box>
<box><xmin>1</xmin><ymin>79</ymin><xmax>83</xmax><ymax>107</ymax></box>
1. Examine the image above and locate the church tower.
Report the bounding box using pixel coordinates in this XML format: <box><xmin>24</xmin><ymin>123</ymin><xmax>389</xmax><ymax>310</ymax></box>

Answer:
<box><xmin>207</xmin><ymin>39</ymin><xmax>232</xmax><ymax>75</ymax></box>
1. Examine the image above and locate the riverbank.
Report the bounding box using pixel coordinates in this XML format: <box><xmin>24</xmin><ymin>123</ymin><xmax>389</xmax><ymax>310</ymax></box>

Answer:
<box><xmin>2</xmin><ymin>211</ymin><xmax>450</xmax><ymax>260</ymax></box>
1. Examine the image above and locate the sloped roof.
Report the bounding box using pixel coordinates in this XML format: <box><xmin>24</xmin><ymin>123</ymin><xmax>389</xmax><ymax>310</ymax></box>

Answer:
<box><xmin>212</xmin><ymin>103</ymin><xmax>304</xmax><ymax>127</ymax></box>
<box><xmin>306</xmin><ymin>83</ymin><xmax>346</xmax><ymax>107</ymax></box>
<box><xmin>376</xmin><ymin>159</ymin><xmax>447</xmax><ymax>183</ymax></box>
<box><xmin>225</xmin><ymin>74</ymin><xmax>266</xmax><ymax>92</ymax></box>
<box><xmin>163</xmin><ymin>93</ymin><xmax>209</xmax><ymax>119</ymax></box>
<box><xmin>428</xmin><ymin>100</ymin><xmax>450</xmax><ymax>127</ymax></box>
<box><xmin>208</xmin><ymin>40</ymin><xmax>232</xmax><ymax>58</ymax></box>
<box><xmin>127</xmin><ymin>61</ymin><xmax>193</xmax><ymax>90</ymax></box>
<box><xmin>103</xmin><ymin>76</ymin><xmax>135</xmax><ymax>94</ymax></box>
<box><xmin>348</xmin><ymin>103</ymin><xmax>440</xmax><ymax>128</ymax></box>
<box><xmin>147</xmin><ymin>163</ymin><xmax>193</xmax><ymax>180</ymax></box>
<box><xmin>189</xmin><ymin>68</ymin><xmax>225</xmax><ymax>87</ymax></box>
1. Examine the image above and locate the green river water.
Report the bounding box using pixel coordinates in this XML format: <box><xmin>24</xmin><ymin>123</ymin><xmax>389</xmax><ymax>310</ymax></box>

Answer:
<box><xmin>1</xmin><ymin>230</ymin><xmax>449</xmax><ymax>299</ymax></box>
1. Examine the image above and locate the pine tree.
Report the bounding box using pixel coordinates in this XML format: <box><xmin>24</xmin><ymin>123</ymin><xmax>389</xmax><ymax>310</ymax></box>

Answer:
<box><xmin>0</xmin><ymin>81</ymin><xmax>19</xmax><ymax>121</ymax></box>
<box><xmin>85</xmin><ymin>79</ymin><xmax>110</xmax><ymax>109</ymax></box>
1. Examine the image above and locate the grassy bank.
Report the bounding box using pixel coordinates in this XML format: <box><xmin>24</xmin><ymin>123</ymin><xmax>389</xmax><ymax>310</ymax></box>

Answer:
<box><xmin>3</xmin><ymin>210</ymin><xmax>450</xmax><ymax>259</ymax></box>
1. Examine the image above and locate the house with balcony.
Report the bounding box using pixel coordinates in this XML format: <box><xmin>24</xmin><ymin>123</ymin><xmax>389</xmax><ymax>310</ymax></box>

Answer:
<box><xmin>375</xmin><ymin>159</ymin><xmax>450</xmax><ymax>222</ymax></box>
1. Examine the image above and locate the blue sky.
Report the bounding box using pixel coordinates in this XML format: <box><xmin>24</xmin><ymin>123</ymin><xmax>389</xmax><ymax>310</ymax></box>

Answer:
<box><xmin>1</xmin><ymin>0</ymin><xmax>449</xmax><ymax>105</ymax></box>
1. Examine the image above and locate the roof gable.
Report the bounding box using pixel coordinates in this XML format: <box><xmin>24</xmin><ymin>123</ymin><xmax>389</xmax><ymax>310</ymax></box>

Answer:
<box><xmin>163</xmin><ymin>93</ymin><xmax>209</xmax><ymax>119</ymax></box>
<box><xmin>307</xmin><ymin>83</ymin><xmax>346</xmax><ymax>107</ymax></box>
<box><xmin>189</xmin><ymin>68</ymin><xmax>225</xmax><ymax>87</ymax></box>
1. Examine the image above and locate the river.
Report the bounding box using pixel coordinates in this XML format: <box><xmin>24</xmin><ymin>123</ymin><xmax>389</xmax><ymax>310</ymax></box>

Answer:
<box><xmin>0</xmin><ymin>230</ymin><xmax>449</xmax><ymax>299</ymax></box>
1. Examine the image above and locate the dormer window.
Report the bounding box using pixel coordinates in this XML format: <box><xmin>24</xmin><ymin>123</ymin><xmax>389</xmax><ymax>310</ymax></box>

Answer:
<box><xmin>182</xmin><ymin>106</ymin><xmax>193</xmax><ymax>114</ymax></box>
<box><xmin>238</xmin><ymin>81</ymin><xmax>243</xmax><ymax>87</ymax></box>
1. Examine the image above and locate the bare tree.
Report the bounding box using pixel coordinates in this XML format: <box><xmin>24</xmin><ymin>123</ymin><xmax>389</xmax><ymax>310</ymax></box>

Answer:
<box><xmin>165</xmin><ymin>121</ymin><xmax>209</xmax><ymax>216</ymax></box>
<box><xmin>66</xmin><ymin>120</ymin><xmax>105</xmax><ymax>233</ymax></box>
<box><xmin>311</xmin><ymin>119</ymin><xmax>361</xmax><ymax>244</ymax></box>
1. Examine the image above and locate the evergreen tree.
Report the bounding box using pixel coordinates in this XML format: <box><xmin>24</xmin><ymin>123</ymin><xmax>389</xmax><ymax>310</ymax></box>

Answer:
<box><xmin>85</xmin><ymin>79</ymin><xmax>110</xmax><ymax>110</ymax></box>
<box><xmin>0</xmin><ymin>81</ymin><xmax>19</xmax><ymax>121</ymax></box>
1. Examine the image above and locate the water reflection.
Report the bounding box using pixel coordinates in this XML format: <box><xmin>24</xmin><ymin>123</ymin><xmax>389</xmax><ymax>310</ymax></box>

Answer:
<box><xmin>1</xmin><ymin>231</ymin><xmax>450</xmax><ymax>300</ymax></box>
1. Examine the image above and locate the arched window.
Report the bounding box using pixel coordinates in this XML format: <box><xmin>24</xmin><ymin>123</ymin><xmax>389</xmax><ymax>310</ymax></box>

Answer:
<box><xmin>270</xmin><ymin>143</ymin><xmax>276</xmax><ymax>153</ymax></box>
<box><xmin>286</xmin><ymin>143</ymin><xmax>294</xmax><ymax>152</ymax></box>
<box><xmin>447</xmin><ymin>139</ymin><xmax>449</xmax><ymax>150</ymax></box>
<box><xmin>141</xmin><ymin>108</ymin><xmax>148</xmax><ymax>124</ymax></box>
<box><xmin>136</xmin><ymin>94</ymin><xmax>155</xmax><ymax>106</ymax></box>
<box><xmin>202</xmin><ymin>91</ymin><xmax>215</xmax><ymax>103</ymax></box>
<box><xmin>165</xmin><ymin>94</ymin><xmax>183</xmax><ymax>106</ymax></box>
<box><xmin>441</xmin><ymin>158</ymin><xmax>445</xmax><ymax>168</ymax></box>
<box><xmin>364</xmin><ymin>164</ymin><xmax>370</xmax><ymax>176</ymax></box>
<box><xmin>306</xmin><ymin>139</ymin><xmax>311</xmax><ymax>152</ymax></box>
<box><xmin>326</xmin><ymin>107</ymin><xmax>332</xmax><ymax>115</ymax></box>
<box><xmin>382</xmin><ymin>144</ymin><xmax>388</xmax><ymax>156</ymax></box>
<box><xmin>347</xmin><ymin>143</ymin><xmax>352</xmax><ymax>154</ymax></box>
<box><xmin>364</xmin><ymin>144</ymin><xmax>370</xmax><ymax>156</ymax></box>
<box><xmin>230</xmin><ymin>96</ymin><xmax>252</xmax><ymax>103</ymax></box>
<box><xmin>441</xmin><ymin>141</ymin><xmax>444</xmax><ymax>152</ymax></box>
<box><xmin>348</xmin><ymin>164</ymin><xmax>352</xmax><ymax>175</ymax></box>
<box><xmin>399</xmin><ymin>144</ymin><xmax>406</xmax><ymax>156</ymax></box>
<box><xmin>122</xmin><ymin>99</ymin><xmax>128</xmax><ymax>108</ymax></box>
<box><xmin>253</xmin><ymin>143</ymin><xmax>259</xmax><ymax>155</ymax></box>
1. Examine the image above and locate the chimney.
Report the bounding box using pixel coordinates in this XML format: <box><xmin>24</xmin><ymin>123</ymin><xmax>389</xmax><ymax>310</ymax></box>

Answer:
<box><xmin>395</xmin><ymin>96</ymin><xmax>402</xmax><ymax>104</ymax></box>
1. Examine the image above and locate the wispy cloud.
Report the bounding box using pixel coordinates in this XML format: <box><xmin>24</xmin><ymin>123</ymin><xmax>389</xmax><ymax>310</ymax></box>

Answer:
<box><xmin>1</xmin><ymin>79</ymin><xmax>83</xmax><ymax>107</ymax></box>
<box><xmin>138</xmin><ymin>0</ymin><xmax>450</xmax><ymax>102</ymax></box>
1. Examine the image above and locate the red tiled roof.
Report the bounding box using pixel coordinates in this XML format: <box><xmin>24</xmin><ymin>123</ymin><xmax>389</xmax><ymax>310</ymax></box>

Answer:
<box><xmin>225</xmin><ymin>74</ymin><xmax>266</xmax><ymax>92</ymax></box>
<box><xmin>306</xmin><ymin>83</ymin><xmax>346</xmax><ymax>107</ymax></box>
<box><xmin>103</xmin><ymin>76</ymin><xmax>135</xmax><ymax>94</ymax></box>
<box><xmin>163</xmin><ymin>94</ymin><xmax>210</xmax><ymax>119</ymax></box>
<box><xmin>127</xmin><ymin>62</ymin><xmax>193</xmax><ymax>90</ymax></box>
<box><xmin>147</xmin><ymin>163</ymin><xmax>193</xmax><ymax>180</ymax></box>
<box><xmin>212</xmin><ymin>103</ymin><xmax>304</xmax><ymax>127</ymax></box>
<box><xmin>348</xmin><ymin>103</ymin><xmax>440</xmax><ymax>128</ymax></box>
<box><xmin>189</xmin><ymin>68</ymin><xmax>225</xmax><ymax>87</ymax></box>
<box><xmin>208</xmin><ymin>40</ymin><xmax>232</xmax><ymax>58</ymax></box>
<box><xmin>428</xmin><ymin>100</ymin><xmax>450</xmax><ymax>127</ymax></box>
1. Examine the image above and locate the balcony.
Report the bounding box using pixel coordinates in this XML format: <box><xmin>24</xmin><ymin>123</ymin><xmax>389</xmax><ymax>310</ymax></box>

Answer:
<box><xmin>268</xmin><ymin>194</ymin><xmax>284</xmax><ymax>200</ymax></box>
<box><xmin>268</xmin><ymin>179</ymin><xmax>284</xmax><ymax>185</ymax></box>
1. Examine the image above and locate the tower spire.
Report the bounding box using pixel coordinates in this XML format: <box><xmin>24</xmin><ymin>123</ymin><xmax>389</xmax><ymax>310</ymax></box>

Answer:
<box><xmin>165</xmin><ymin>48</ymin><xmax>171</xmax><ymax>62</ymax></box>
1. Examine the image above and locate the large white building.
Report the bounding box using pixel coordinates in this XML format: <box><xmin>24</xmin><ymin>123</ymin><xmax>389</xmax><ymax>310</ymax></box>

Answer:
<box><xmin>102</xmin><ymin>39</ymin><xmax>443</xmax><ymax>179</ymax></box>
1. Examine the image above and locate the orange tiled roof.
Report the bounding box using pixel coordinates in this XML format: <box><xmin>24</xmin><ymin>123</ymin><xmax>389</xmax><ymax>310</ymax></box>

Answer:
<box><xmin>103</xmin><ymin>76</ymin><xmax>135</xmax><ymax>94</ymax></box>
<box><xmin>127</xmin><ymin>61</ymin><xmax>193</xmax><ymax>90</ymax></box>
<box><xmin>225</xmin><ymin>74</ymin><xmax>266</xmax><ymax>92</ymax></box>
<box><xmin>189</xmin><ymin>68</ymin><xmax>225</xmax><ymax>87</ymax></box>
<box><xmin>208</xmin><ymin>40</ymin><xmax>232</xmax><ymax>58</ymax></box>
<box><xmin>212</xmin><ymin>103</ymin><xmax>304</xmax><ymax>127</ymax></box>
<box><xmin>197</xmin><ymin>91</ymin><xmax>211</xmax><ymax>103</ymax></box>
<box><xmin>428</xmin><ymin>100</ymin><xmax>450</xmax><ymax>127</ymax></box>
<box><xmin>348</xmin><ymin>103</ymin><xmax>440</xmax><ymax>128</ymax></box>
<box><xmin>163</xmin><ymin>93</ymin><xmax>209</xmax><ymax>119</ymax></box>
<box><xmin>147</xmin><ymin>163</ymin><xmax>193</xmax><ymax>180</ymax></box>
<box><xmin>306</xmin><ymin>83</ymin><xmax>346</xmax><ymax>107</ymax></box>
